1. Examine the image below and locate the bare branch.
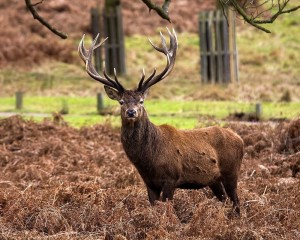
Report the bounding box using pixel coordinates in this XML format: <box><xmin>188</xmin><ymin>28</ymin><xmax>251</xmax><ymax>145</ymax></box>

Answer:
<box><xmin>31</xmin><ymin>0</ymin><xmax>44</xmax><ymax>7</ymax></box>
<box><xmin>219</xmin><ymin>0</ymin><xmax>230</xmax><ymax>28</ymax></box>
<box><xmin>25</xmin><ymin>0</ymin><xmax>68</xmax><ymax>39</ymax></box>
<box><xmin>141</xmin><ymin>0</ymin><xmax>171</xmax><ymax>22</ymax></box>
<box><xmin>228</xmin><ymin>0</ymin><xmax>272</xmax><ymax>33</ymax></box>
<box><xmin>219</xmin><ymin>0</ymin><xmax>300</xmax><ymax>33</ymax></box>
<box><xmin>254</xmin><ymin>2</ymin><xmax>300</xmax><ymax>24</ymax></box>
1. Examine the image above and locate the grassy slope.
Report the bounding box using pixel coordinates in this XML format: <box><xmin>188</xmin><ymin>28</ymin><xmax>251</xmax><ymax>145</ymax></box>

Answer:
<box><xmin>1</xmin><ymin>14</ymin><xmax>300</xmax><ymax>100</ymax></box>
<box><xmin>237</xmin><ymin>12</ymin><xmax>300</xmax><ymax>102</ymax></box>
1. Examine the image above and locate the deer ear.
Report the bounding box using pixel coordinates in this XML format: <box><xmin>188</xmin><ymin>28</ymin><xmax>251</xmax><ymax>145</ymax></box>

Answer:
<box><xmin>104</xmin><ymin>85</ymin><xmax>121</xmax><ymax>101</ymax></box>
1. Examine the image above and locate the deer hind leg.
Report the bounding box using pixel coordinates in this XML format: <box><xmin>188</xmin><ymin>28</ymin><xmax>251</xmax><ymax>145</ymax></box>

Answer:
<box><xmin>209</xmin><ymin>181</ymin><xmax>226</xmax><ymax>202</ymax></box>
<box><xmin>222</xmin><ymin>176</ymin><xmax>240</xmax><ymax>216</ymax></box>
<box><xmin>147</xmin><ymin>186</ymin><xmax>161</xmax><ymax>205</ymax></box>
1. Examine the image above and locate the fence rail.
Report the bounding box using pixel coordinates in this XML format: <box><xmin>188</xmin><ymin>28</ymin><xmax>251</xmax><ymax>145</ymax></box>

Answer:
<box><xmin>199</xmin><ymin>10</ymin><xmax>238</xmax><ymax>84</ymax></box>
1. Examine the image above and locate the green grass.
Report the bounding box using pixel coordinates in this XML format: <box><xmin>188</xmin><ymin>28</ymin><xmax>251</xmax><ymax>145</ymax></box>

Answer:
<box><xmin>1</xmin><ymin>96</ymin><xmax>299</xmax><ymax>129</ymax></box>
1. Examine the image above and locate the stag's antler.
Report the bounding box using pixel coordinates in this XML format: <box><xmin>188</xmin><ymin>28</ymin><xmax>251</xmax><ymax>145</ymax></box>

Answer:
<box><xmin>79</xmin><ymin>28</ymin><xmax>178</xmax><ymax>93</ymax></box>
<box><xmin>137</xmin><ymin>27</ymin><xmax>178</xmax><ymax>92</ymax></box>
<box><xmin>78</xmin><ymin>34</ymin><xmax>125</xmax><ymax>92</ymax></box>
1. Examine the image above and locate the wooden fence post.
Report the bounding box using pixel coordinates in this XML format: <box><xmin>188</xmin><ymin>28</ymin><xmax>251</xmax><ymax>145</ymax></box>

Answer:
<box><xmin>91</xmin><ymin>7</ymin><xmax>103</xmax><ymax>72</ymax></box>
<box><xmin>228</xmin><ymin>10</ymin><xmax>239</xmax><ymax>83</ymax></box>
<box><xmin>97</xmin><ymin>92</ymin><xmax>104</xmax><ymax>113</ymax></box>
<box><xmin>199</xmin><ymin>12</ymin><xmax>208</xmax><ymax>83</ymax></box>
<box><xmin>103</xmin><ymin>2</ymin><xmax>126</xmax><ymax>75</ymax></box>
<box><xmin>255</xmin><ymin>102</ymin><xmax>262</xmax><ymax>119</ymax></box>
<box><xmin>15</xmin><ymin>91</ymin><xmax>23</xmax><ymax>110</ymax></box>
<box><xmin>199</xmin><ymin>10</ymin><xmax>238</xmax><ymax>84</ymax></box>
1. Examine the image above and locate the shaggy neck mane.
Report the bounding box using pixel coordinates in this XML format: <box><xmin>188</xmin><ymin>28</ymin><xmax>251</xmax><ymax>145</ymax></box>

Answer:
<box><xmin>121</xmin><ymin>111</ymin><xmax>161</xmax><ymax>167</ymax></box>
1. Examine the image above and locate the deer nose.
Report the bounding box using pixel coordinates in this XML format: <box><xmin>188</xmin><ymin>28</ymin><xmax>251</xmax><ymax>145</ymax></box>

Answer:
<box><xmin>126</xmin><ymin>109</ymin><xmax>137</xmax><ymax>118</ymax></box>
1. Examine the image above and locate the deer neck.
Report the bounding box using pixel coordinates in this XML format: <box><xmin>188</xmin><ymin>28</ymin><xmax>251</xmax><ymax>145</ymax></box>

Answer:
<box><xmin>121</xmin><ymin>111</ymin><xmax>161</xmax><ymax>165</ymax></box>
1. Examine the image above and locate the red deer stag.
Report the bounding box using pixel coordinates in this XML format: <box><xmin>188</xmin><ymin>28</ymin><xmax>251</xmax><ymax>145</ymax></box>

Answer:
<box><xmin>78</xmin><ymin>29</ymin><xmax>244</xmax><ymax>215</ymax></box>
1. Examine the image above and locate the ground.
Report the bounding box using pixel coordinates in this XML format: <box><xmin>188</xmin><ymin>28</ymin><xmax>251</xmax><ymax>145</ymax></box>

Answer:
<box><xmin>0</xmin><ymin>115</ymin><xmax>299</xmax><ymax>239</ymax></box>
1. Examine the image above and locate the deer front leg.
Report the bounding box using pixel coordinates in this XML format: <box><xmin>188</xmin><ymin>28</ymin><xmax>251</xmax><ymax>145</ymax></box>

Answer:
<box><xmin>147</xmin><ymin>186</ymin><xmax>161</xmax><ymax>205</ymax></box>
<box><xmin>162</xmin><ymin>182</ymin><xmax>176</xmax><ymax>202</ymax></box>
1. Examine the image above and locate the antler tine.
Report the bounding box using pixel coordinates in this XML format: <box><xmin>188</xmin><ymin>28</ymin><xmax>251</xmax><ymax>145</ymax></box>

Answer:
<box><xmin>138</xmin><ymin>68</ymin><xmax>146</xmax><ymax>91</ymax></box>
<box><xmin>79</xmin><ymin>34</ymin><xmax>106</xmax><ymax>64</ymax></box>
<box><xmin>102</xmin><ymin>63</ymin><xmax>124</xmax><ymax>91</ymax></box>
<box><xmin>167</xmin><ymin>28</ymin><xmax>177</xmax><ymax>48</ymax></box>
<box><xmin>78</xmin><ymin>34</ymin><xmax>124</xmax><ymax>92</ymax></box>
<box><xmin>113</xmin><ymin>68</ymin><xmax>125</xmax><ymax>91</ymax></box>
<box><xmin>163</xmin><ymin>28</ymin><xmax>177</xmax><ymax>74</ymax></box>
<box><xmin>86</xmin><ymin>35</ymin><xmax>120</xmax><ymax>90</ymax></box>
<box><xmin>159</xmin><ymin>31</ymin><xmax>168</xmax><ymax>53</ymax></box>
<box><xmin>138</xmin><ymin>27</ymin><xmax>178</xmax><ymax>92</ymax></box>
<box><xmin>138</xmin><ymin>68</ymin><xmax>157</xmax><ymax>92</ymax></box>
<box><xmin>148</xmin><ymin>36</ymin><xmax>164</xmax><ymax>54</ymax></box>
<box><xmin>94</xmin><ymin>37</ymin><xmax>108</xmax><ymax>49</ymax></box>
<box><xmin>78</xmin><ymin>34</ymin><xmax>89</xmax><ymax>63</ymax></box>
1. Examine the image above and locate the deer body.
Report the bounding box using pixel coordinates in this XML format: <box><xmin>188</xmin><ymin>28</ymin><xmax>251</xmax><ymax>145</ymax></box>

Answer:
<box><xmin>120</xmin><ymin>101</ymin><xmax>244</xmax><ymax>211</ymax></box>
<box><xmin>79</xmin><ymin>29</ymin><xmax>244</xmax><ymax>215</ymax></box>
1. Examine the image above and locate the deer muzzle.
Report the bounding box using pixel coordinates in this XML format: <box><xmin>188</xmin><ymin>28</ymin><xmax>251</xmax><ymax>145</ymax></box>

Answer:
<box><xmin>126</xmin><ymin>109</ymin><xmax>137</xmax><ymax>118</ymax></box>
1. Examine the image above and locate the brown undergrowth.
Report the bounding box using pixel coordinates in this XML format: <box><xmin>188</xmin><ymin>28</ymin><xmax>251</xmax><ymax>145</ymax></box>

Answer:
<box><xmin>0</xmin><ymin>116</ymin><xmax>299</xmax><ymax>239</ymax></box>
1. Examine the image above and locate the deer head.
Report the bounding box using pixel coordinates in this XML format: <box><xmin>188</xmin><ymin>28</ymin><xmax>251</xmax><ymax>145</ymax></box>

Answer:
<box><xmin>78</xmin><ymin>28</ymin><xmax>178</xmax><ymax>124</ymax></box>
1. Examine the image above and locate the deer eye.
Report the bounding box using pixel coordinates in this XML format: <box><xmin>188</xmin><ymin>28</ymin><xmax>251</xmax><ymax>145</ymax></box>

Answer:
<box><xmin>139</xmin><ymin>99</ymin><xmax>144</xmax><ymax>104</ymax></box>
<box><xmin>119</xmin><ymin>100</ymin><xmax>124</xmax><ymax>105</ymax></box>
